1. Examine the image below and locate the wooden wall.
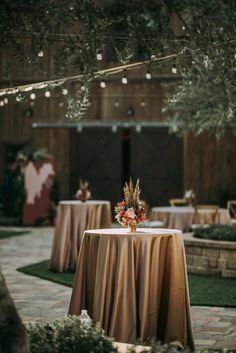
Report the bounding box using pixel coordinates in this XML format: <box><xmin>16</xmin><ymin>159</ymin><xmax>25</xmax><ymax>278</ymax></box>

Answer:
<box><xmin>183</xmin><ymin>131</ymin><xmax>236</xmax><ymax>205</ymax></box>
<box><xmin>1</xmin><ymin>47</ymin><xmax>236</xmax><ymax>204</ymax></box>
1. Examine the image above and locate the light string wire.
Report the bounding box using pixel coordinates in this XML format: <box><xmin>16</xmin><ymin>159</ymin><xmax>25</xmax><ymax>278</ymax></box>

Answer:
<box><xmin>0</xmin><ymin>53</ymin><xmax>177</xmax><ymax>96</ymax></box>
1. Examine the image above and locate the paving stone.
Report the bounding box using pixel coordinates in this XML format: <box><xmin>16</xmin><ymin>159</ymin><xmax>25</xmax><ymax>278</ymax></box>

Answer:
<box><xmin>1</xmin><ymin>226</ymin><xmax>236</xmax><ymax>350</ymax></box>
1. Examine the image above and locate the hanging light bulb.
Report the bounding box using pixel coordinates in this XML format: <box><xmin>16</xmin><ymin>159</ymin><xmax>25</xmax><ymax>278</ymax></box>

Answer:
<box><xmin>121</xmin><ymin>72</ymin><xmax>128</xmax><ymax>84</ymax></box>
<box><xmin>96</xmin><ymin>51</ymin><xmax>103</xmax><ymax>61</ymax></box>
<box><xmin>100</xmin><ymin>80</ymin><xmax>106</xmax><ymax>88</ymax></box>
<box><xmin>30</xmin><ymin>93</ymin><xmax>36</xmax><ymax>100</ymax></box>
<box><xmin>172</xmin><ymin>64</ymin><xmax>177</xmax><ymax>74</ymax></box>
<box><xmin>62</xmin><ymin>88</ymin><xmax>68</xmax><ymax>95</ymax></box>
<box><xmin>146</xmin><ymin>69</ymin><xmax>151</xmax><ymax>80</ymax></box>
<box><xmin>140</xmin><ymin>100</ymin><xmax>146</xmax><ymax>107</ymax></box>
<box><xmin>182</xmin><ymin>25</ymin><xmax>186</xmax><ymax>31</ymax></box>
<box><xmin>4</xmin><ymin>97</ymin><xmax>8</xmax><ymax>104</ymax></box>
<box><xmin>114</xmin><ymin>100</ymin><xmax>120</xmax><ymax>107</ymax></box>
<box><xmin>81</xmin><ymin>85</ymin><xmax>86</xmax><ymax>91</ymax></box>
<box><xmin>0</xmin><ymin>100</ymin><xmax>4</xmax><ymax>107</ymax></box>
<box><xmin>38</xmin><ymin>51</ymin><xmax>44</xmax><ymax>57</ymax></box>
<box><xmin>45</xmin><ymin>90</ymin><xmax>51</xmax><ymax>97</ymax></box>
<box><xmin>203</xmin><ymin>55</ymin><xmax>209</xmax><ymax>68</ymax></box>
<box><xmin>0</xmin><ymin>91</ymin><xmax>6</xmax><ymax>96</ymax></box>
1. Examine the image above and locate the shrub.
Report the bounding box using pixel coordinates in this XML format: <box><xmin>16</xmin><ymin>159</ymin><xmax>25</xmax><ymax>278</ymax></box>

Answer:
<box><xmin>27</xmin><ymin>315</ymin><xmax>117</xmax><ymax>353</ymax></box>
<box><xmin>26</xmin><ymin>314</ymin><xmax>236</xmax><ymax>353</ymax></box>
<box><xmin>193</xmin><ymin>224</ymin><xmax>236</xmax><ymax>241</ymax></box>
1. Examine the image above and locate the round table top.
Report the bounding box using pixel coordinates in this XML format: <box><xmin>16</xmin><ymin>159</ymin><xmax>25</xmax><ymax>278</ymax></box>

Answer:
<box><xmin>60</xmin><ymin>200</ymin><xmax>110</xmax><ymax>205</ymax></box>
<box><xmin>84</xmin><ymin>227</ymin><xmax>182</xmax><ymax>237</ymax></box>
<box><xmin>151</xmin><ymin>206</ymin><xmax>229</xmax><ymax>214</ymax></box>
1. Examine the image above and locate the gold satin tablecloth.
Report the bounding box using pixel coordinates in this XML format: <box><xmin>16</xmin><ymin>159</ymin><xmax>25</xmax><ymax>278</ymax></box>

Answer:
<box><xmin>50</xmin><ymin>200</ymin><xmax>111</xmax><ymax>272</ymax></box>
<box><xmin>150</xmin><ymin>206</ymin><xmax>231</xmax><ymax>232</ymax></box>
<box><xmin>68</xmin><ymin>228</ymin><xmax>195</xmax><ymax>350</ymax></box>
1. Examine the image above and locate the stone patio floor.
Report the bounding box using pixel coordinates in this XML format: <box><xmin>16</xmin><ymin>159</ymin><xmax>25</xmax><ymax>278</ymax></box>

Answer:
<box><xmin>0</xmin><ymin>226</ymin><xmax>236</xmax><ymax>350</ymax></box>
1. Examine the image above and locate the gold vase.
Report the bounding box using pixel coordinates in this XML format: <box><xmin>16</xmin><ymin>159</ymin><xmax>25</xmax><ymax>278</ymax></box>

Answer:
<box><xmin>128</xmin><ymin>224</ymin><xmax>137</xmax><ymax>232</ymax></box>
<box><xmin>79</xmin><ymin>191</ymin><xmax>88</xmax><ymax>202</ymax></box>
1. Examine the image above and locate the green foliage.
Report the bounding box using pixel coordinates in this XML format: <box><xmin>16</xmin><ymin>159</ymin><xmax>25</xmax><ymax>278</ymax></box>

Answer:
<box><xmin>2</xmin><ymin>164</ymin><xmax>25</xmax><ymax>218</ymax></box>
<box><xmin>1</xmin><ymin>1</ymin><xmax>236</xmax><ymax>132</ymax></box>
<box><xmin>165</xmin><ymin>0</ymin><xmax>236</xmax><ymax>136</ymax></box>
<box><xmin>193</xmin><ymin>224</ymin><xmax>236</xmax><ymax>241</ymax></box>
<box><xmin>27</xmin><ymin>315</ymin><xmax>117</xmax><ymax>353</ymax></box>
<box><xmin>26</xmin><ymin>315</ymin><xmax>236</xmax><ymax>353</ymax></box>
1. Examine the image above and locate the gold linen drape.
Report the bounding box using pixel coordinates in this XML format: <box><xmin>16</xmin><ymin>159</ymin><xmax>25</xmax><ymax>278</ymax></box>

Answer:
<box><xmin>150</xmin><ymin>206</ymin><xmax>231</xmax><ymax>232</ymax></box>
<box><xmin>50</xmin><ymin>201</ymin><xmax>111</xmax><ymax>272</ymax></box>
<box><xmin>68</xmin><ymin>228</ymin><xmax>195</xmax><ymax>350</ymax></box>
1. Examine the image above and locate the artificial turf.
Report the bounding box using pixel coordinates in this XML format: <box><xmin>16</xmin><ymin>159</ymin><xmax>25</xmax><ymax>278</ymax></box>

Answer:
<box><xmin>0</xmin><ymin>230</ymin><xmax>30</xmax><ymax>239</ymax></box>
<box><xmin>17</xmin><ymin>259</ymin><xmax>236</xmax><ymax>308</ymax></box>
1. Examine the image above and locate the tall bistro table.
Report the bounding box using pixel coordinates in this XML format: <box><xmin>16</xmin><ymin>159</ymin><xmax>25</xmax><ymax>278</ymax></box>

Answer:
<box><xmin>68</xmin><ymin>228</ymin><xmax>195</xmax><ymax>350</ymax></box>
<box><xmin>150</xmin><ymin>206</ymin><xmax>231</xmax><ymax>233</ymax></box>
<box><xmin>50</xmin><ymin>200</ymin><xmax>111</xmax><ymax>272</ymax></box>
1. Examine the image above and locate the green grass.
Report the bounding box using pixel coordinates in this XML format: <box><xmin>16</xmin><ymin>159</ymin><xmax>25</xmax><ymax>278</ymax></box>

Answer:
<box><xmin>0</xmin><ymin>230</ymin><xmax>30</xmax><ymax>239</ymax></box>
<box><xmin>188</xmin><ymin>274</ymin><xmax>236</xmax><ymax>307</ymax></box>
<box><xmin>18</xmin><ymin>260</ymin><xmax>74</xmax><ymax>287</ymax></box>
<box><xmin>17</xmin><ymin>260</ymin><xmax>236</xmax><ymax>308</ymax></box>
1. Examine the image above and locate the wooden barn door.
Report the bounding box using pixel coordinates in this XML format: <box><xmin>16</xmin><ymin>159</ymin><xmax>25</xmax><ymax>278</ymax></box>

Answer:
<box><xmin>70</xmin><ymin>128</ymin><xmax>122</xmax><ymax>207</ymax></box>
<box><xmin>130</xmin><ymin>127</ymin><xmax>183</xmax><ymax>207</ymax></box>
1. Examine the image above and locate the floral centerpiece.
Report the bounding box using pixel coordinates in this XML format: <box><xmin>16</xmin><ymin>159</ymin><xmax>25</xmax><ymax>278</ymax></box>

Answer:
<box><xmin>184</xmin><ymin>189</ymin><xmax>195</xmax><ymax>206</ymax></box>
<box><xmin>75</xmin><ymin>178</ymin><xmax>91</xmax><ymax>202</ymax></box>
<box><xmin>115</xmin><ymin>178</ymin><xmax>146</xmax><ymax>232</ymax></box>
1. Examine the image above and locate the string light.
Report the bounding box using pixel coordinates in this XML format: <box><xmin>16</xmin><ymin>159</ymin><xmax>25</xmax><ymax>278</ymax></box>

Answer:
<box><xmin>45</xmin><ymin>90</ymin><xmax>51</xmax><ymax>97</ymax></box>
<box><xmin>111</xmin><ymin>125</ymin><xmax>118</xmax><ymax>133</ymax></box>
<box><xmin>0</xmin><ymin>101</ymin><xmax>4</xmax><ymax>107</ymax></box>
<box><xmin>140</xmin><ymin>100</ymin><xmax>146</xmax><ymax>107</ymax></box>
<box><xmin>182</xmin><ymin>25</ymin><xmax>186</xmax><ymax>31</ymax></box>
<box><xmin>145</xmin><ymin>69</ymin><xmax>151</xmax><ymax>80</ymax></box>
<box><xmin>172</xmin><ymin>64</ymin><xmax>177</xmax><ymax>74</ymax></box>
<box><xmin>0</xmin><ymin>53</ymin><xmax>178</xmax><ymax>98</ymax></box>
<box><xmin>121</xmin><ymin>71</ymin><xmax>128</xmax><ymax>84</ymax></box>
<box><xmin>10</xmin><ymin>88</ymin><xmax>19</xmax><ymax>94</ymax></box>
<box><xmin>37</xmin><ymin>83</ymin><xmax>47</xmax><ymax>89</ymax></box>
<box><xmin>62</xmin><ymin>88</ymin><xmax>68</xmax><ymax>95</ymax></box>
<box><xmin>23</xmin><ymin>86</ymin><xmax>33</xmax><ymax>92</ymax></box>
<box><xmin>59</xmin><ymin>101</ymin><xmax>64</xmax><ymax>107</ymax></box>
<box><xmin>96</xmin><ymin>51</ymin><xmax>103</xmax><ymax>61</ymax></box>
<box><xmin>38</xmin><ymin>51</ymin><xmax>44</xmax><ymax>58</ymax></box>
<box><xmin>100</xmin><ymin>80</ymin><xmax>106</xmax><ymax>88</ymax></box>
<box><xmin>114</xmin><ymin>100</ymin><xmax>120</xmax><ymax>107</ymax></box>
<box><xmin>30</xmin><ymin>93</ymin><xmax>36</xmax><ymax>100</ymax></box>
<box><xmin>81</xmin><ymin>85</ymin><xmax>86</xmax><ymax>91</ymax></box>
<box><xmin>4</xmin><ymin>97</ymin><xmax>8</xmax><ymax>104</ymax></box>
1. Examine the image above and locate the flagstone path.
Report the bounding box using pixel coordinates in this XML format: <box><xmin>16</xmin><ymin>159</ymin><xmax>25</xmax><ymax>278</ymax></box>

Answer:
<box><xmin>0</xmin><ymin>226</ymin><xmax>236</xmax><ymax>350</ymax></box>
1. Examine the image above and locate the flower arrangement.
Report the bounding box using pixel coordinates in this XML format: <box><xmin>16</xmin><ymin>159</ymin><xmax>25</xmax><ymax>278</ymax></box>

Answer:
<box><xmin>75</xmin><ymin>178</ymin><xmax>91</xmax><ymax>202</ymax></box>
<box><xmin>115</xmin><ymin>178</ymin><xmax>146</xmax><ymax>231</ymax></box>
<box><xmin>184</xmin><ymin>189</ymin><xmax>195</xmax><ymax>206</ymax></box>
